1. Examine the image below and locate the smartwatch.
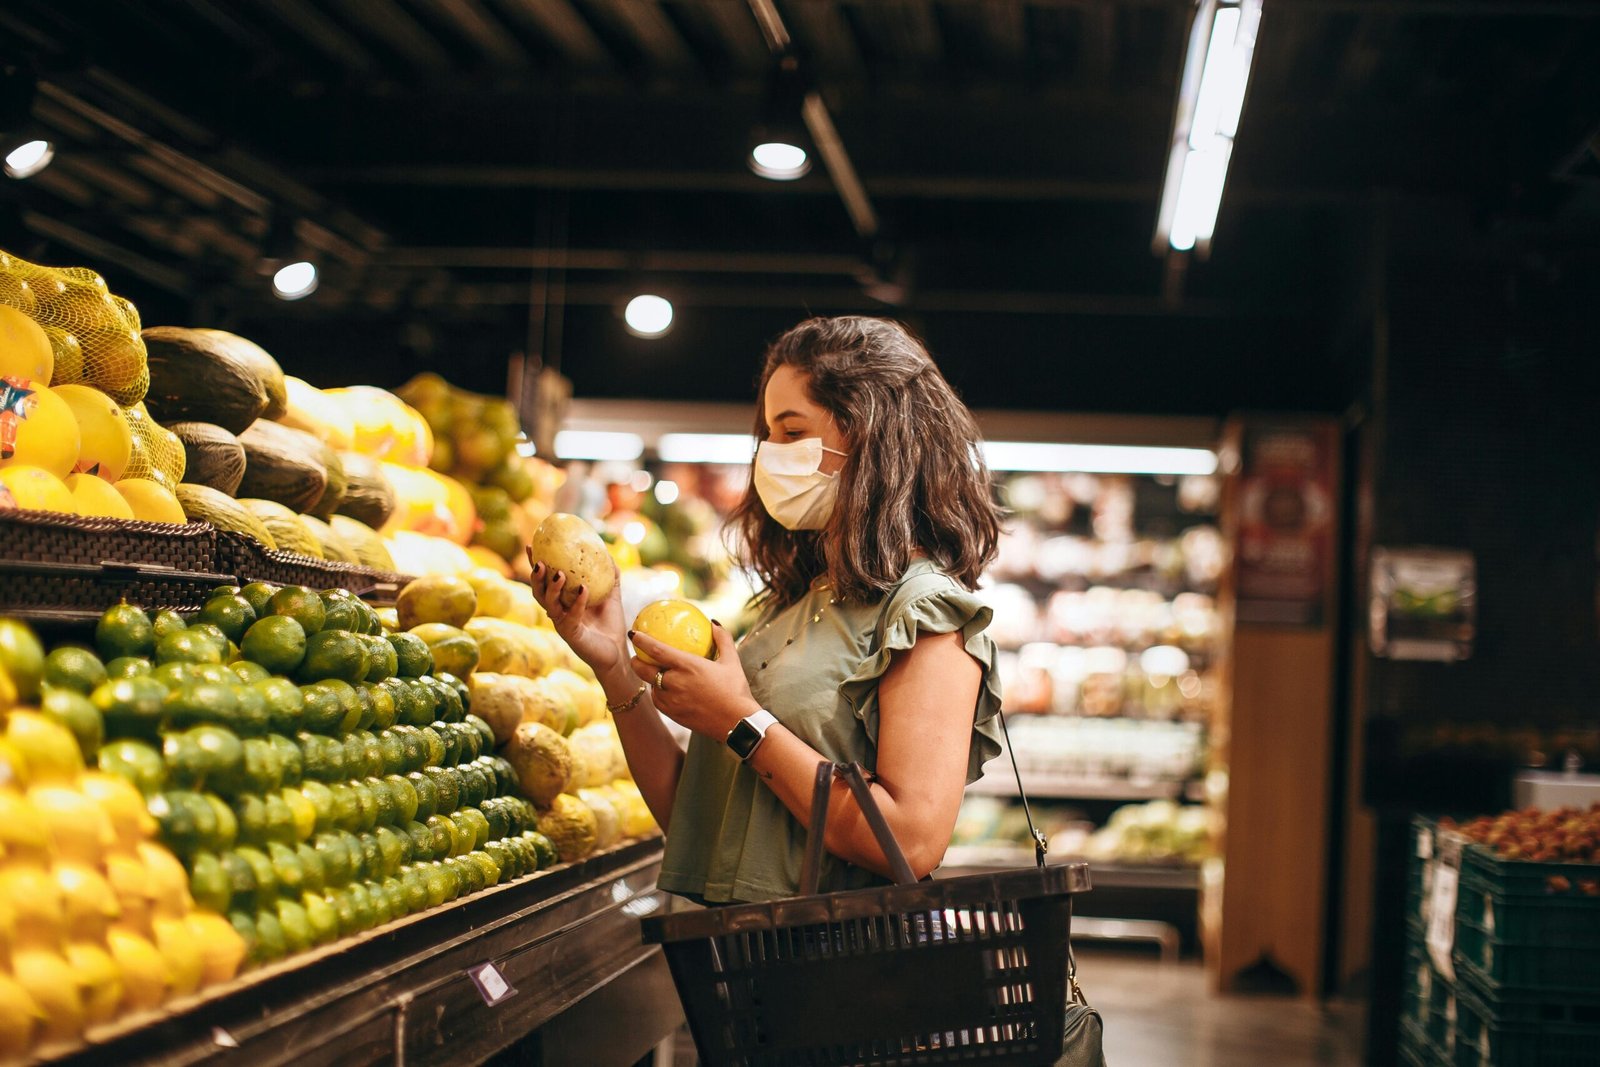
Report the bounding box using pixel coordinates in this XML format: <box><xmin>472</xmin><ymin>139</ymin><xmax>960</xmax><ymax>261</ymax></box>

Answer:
<box><xmin>726</xmin><ymin>710</ymin><xmax>780</xmax><ymax>762</ymax></box>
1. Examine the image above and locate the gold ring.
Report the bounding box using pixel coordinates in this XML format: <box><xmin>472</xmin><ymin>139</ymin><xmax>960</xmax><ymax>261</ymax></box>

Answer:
<box><xmin>654</xmin><ymin>670</ymin><xmax>665</xmax><ymax>690</ymax></box>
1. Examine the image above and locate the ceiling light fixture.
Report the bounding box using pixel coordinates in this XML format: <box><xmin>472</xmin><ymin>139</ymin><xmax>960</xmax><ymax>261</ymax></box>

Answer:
<box><xmin>553</xmin><ymin>430</ymin><xmax>644</xmax><ymax>462</ymax></box>
<box><xmin>272</xmin><ymin>260</ymin><xmax>319</xmax><ymax>300</ymax></box>
<box><xmin>749</xmin><ymin>140</ymin><xmax>810</xmax><ymax>181</ymax></box>
<box><xmin>656</xmin><ymin>433</ymin><xmax>756</xmax><ymax>464</ymax></box>
<box><xmin>3</xmin><ymin>138</ymin><xmax>53</xmax><ymax>180</ymax></box>
<box><xmin>748</xmin><ymin>53</ymin><xmax>813</xmax><ymax>182</ymax></box>
<box><xmin>1153</xmin><ymin>0</ymin><xmax>1263</xmax><ymax>257</ymax></box>
<box><xmin>982</xmin><ymin>442</ymin><xmax>1219</xmax><ymax>476</ymax></box>
<box><xmin>623</xmin><ymin>294</ymin><xmax>673</xmax><ymax>338</ymax></box>
<box><xmin>0</xmin><ymin>64</ymin><xmax>52</xmax><ymax>180</ymax></box>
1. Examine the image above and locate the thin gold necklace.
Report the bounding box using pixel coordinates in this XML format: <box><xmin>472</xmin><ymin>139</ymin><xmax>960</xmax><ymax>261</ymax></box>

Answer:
<box><xmin>745</xmin><ymin>586</ymin><xmax>838</xmax><ymax>671</ymax></box>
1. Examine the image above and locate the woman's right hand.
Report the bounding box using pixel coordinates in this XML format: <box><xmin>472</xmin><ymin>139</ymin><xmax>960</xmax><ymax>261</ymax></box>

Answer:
<box><xmin>526</xmin><ymin>555</ymin><xmax>631</xmax><ymax>692</ymax></box>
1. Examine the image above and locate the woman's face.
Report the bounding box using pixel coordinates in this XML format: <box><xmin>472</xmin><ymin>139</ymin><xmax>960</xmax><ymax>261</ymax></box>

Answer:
<box><xmin>762</xmin><ymin>365</ymin><xmax>848</xmax><ymax>474</ymax></box>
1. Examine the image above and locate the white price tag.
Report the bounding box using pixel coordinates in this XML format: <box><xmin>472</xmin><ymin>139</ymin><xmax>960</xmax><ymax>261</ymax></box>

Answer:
<box><xmin>211</xmin><ymin>1027</ymin><xmax>240</xmax><ymax>1048</ymax></box>
<box><xmin>468</xmin><ymin>962</ymin><xmax>517</xmax><ymax>1006</ymax></box>
<box><xmin>1425</xmin><ymin>861</ymin><xmax>1459</xmax><ymax>982</ymax></box>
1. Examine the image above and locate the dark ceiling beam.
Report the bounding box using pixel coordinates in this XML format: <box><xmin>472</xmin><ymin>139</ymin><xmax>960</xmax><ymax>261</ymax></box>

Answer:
<box><xmin>382</xmin><ymin>247</ymin><xmax>867</xmax><ymax>273</ymax></box>
<box><xmin>981</xmin><ymin>0</ymin><xmax>1027</xmax><ymax>65</ymax></box>
<box><xmin>1082</xmin><ymin>0</ymin><xmax>1116</xmax><ymax>88</ymax></box>
<box><xmin>586</xmin><ymin>0</ymin><xmax>698</xmax><ymax>72</ymax></box>
<box><xmin>19</xmin><ymin>211</ymin><xmax>193</xmax><ymax>296</ymax></box>
<box><xmin>861</xmin><ymin>1</ymin><xmax>944</xmax><ymax>65</ymax></box>
<box><xmin>327</xmin><ymin>0</ymin><xmax>455</xmax><ymax>72</ymax></box>
<box><xmin>304</xmin><ymin>163</ymin><xmax>1371</xmax><ymax>205</ymax></box>
<box><xmin>686</xmin><ymin>0</ymin><xmax>770</xmax><ymax>73</ymax></box>
<box><xmin>415</xmin><ymin>0</ymin><xmax>531</xmax><ymax>68</ymax></box>
<box><xmin>494</xmin><ymin>0</ymin><xmax>613</xmax><ymax>68</ymax></box>
<box><xmin>827</xmin><ymin>0</ymin><xmax>1600</xmax><ymax>10</ymax></box>
<box><xmin>240</xmin><ymin>0</ymin><xmax>382</xmax><ymax>72</ymax></box>
<box><xmin>33</xmin><ymin>72</ymin><xmax>390</xmax><ymax>267</ymax></box>
<box><xmin>784</xmin><ymin>0</ymin><xmax>867</xmax><ymax>77</ymax></box>
<box><xmin>433</xmin><ymin>279</ymin><xmax>1258</xmax><ymax>316</ymax></box>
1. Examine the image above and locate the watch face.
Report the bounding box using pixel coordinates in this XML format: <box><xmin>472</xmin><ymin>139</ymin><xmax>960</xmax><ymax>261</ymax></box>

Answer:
<box><xmin>727</xmin><ymin>720</ymin><xmax>761</xmax><ymax>760</ymax></box>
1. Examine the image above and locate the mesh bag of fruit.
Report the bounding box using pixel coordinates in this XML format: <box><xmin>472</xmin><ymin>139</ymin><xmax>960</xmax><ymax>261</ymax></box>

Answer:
<box><xmin>0</xmin><ymin>248</ymin><xmax>148</xmax><ymax>406</ymax></box>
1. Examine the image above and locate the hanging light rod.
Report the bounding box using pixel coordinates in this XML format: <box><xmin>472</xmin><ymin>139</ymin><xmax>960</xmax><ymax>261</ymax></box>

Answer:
<box><xmin>744</xmin><ymin>0</ymin><xmax>879</xmax><ymax>240</ymax></box>
<box><xmin>1153</xmin><ymin>0</ymin><xmax>1263</xmax><ymax>258</ymax></box>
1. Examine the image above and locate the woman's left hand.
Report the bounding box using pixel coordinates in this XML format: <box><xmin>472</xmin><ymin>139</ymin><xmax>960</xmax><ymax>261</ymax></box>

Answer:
<box><xmin>628</xmin><ymin>623</ymin><xmax>760</xmax><ymax>742</ymax></box>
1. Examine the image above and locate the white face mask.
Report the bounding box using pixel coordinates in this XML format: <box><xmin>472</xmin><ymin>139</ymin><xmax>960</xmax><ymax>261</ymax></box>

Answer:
<box><xmin>753</xmin><ymin>437</ymin><xmax>849</xmax><ymax>530</ymax></box>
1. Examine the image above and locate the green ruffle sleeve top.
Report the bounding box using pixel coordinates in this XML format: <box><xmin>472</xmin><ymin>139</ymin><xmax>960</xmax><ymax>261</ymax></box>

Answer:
<box><xmin>656</xmin><ymin>559</ymin><xmax>1004</xmax><ymax>904</ymax></box>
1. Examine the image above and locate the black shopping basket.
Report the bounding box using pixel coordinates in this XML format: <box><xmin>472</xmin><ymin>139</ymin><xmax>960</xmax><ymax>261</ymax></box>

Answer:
<box><xmin>641</xmin><ymin>760</ymin><xmax>1092</xmax><ymax>1067</ymax></box>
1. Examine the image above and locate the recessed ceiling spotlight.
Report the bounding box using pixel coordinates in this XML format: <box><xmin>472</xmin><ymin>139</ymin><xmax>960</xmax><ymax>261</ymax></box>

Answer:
<box><xmin>749</xmin><ymin>140</ymin><xmax>810</xmax><ymax>181</ymax></box>
<box><xmin>272</xmin><ymin>260</ymin><xmax>319</xmax><ymax>300</ymax></box>
<box><xmin>3</xmin><ymin>139</ymin><xmax>53</xmax><ymax>180</ymax></box>
<box><xmin>624</xmin><ymin>294</ymin><xmax>673</xmax><ymax>338</ymax></box>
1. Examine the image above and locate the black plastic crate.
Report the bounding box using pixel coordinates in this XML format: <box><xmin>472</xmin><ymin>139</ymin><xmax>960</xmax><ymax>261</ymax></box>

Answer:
<box><xmin>1452</xmin><ymin>972</ymin><xmax>1600</xmax><ymax>1067</ymax></box>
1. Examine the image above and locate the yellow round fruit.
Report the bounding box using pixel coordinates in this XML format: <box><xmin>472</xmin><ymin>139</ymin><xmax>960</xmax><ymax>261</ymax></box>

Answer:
<box><xmin>7</xmin><ymin>711</ymin><xmax>82</xmax><ymax>784</ymax></box>
<box><xmin>0</xmin><ymin>305</ymin><xmax>52</xmax><ymax>383</ymax></box>
<box><xmin>43</xmin><ymin>326</ymin><xmax>83</xmax><ymax>386</ymax></box>
<box><xmin>0</xmin><ymin>268</ymin><xmax>38</xmax><ymax>314</ymax></box>
<box><xmin>0</xmin><ymin>378</ymin><xmax>79</xmax><ymax>477</ymax></box>
<box><xmin>78</xmin><ymin>772</ymin><xmax>156</xmax><ymax>850</ymax></box>
<box><xmin>0</xmin><ymin>790</ymin><xmax>51</xmax><ymax>861</ymax></box>
<box><xmin>464</xmin><ymin>568</ymin><xmax>514</xmax><ymax>618</ymax></box>
<box><xmin>103</xmin><ymin>853</ymin><xmax>152</xmax><ymax>934</ymax></box>
<box><xmin>11</xmin><ymin>948</ymin><xmax>84</xmax><ymax>1049</ymax></box>
<box><xmin>80</xmin><ymin>319</ymin><xmax>145</xmax><ymax>397</ymax></box>
<box><xmin>65</xmin><ymin>473</ymin><xmax>135</xmax><ymax>520</ymax></box>
<box><xmin>105</xmin><ymin>924</ymin><xmax>168</xmax><ymax>1013</ymax></box>
<box><xmin>0</xmin><ymin>465</ymin><xmax>74</xmax><ymax>514</ymax></box>
<box><xmin>186</xmin><ymin>911</ymin><xmax>247</xmax><ymax>986</ymax></box>
<box><xmin>112</xmin><ymin>478</ymin><xmax>185</xmax><ymax>524</ymax></box>
<box><xmin>631</xmin><ymin>599</ymin><xmax>714</xmax><ymax>666</ymax></box>
<box><xmin>29</xmin><ymin>784</ymin><xmax>116</xmax><ymax>865</ymax></box>
<box><xmin>136</xmin><ymin>841</ymin><xmax>193</xmax><ymax>918</ymax></box>
<box><xmin>64</xmin><ymin>940</ymin><xmax>123</xmax><ymax>1026</ymax></box>
<box><xmin>55</xmin><ymin>863</ymin><xmax>121</xmax><ymax>942</ymax></box>
<box><xmin>151</xmin><ymin>915</ymin><xmax>203</xmax><ymax>997</ymax></box>
<box><xmin>0</xmin><ymin>865</ymin><xmax>66</xmax><ymax>952</ymax></box>
<box><xmin>0</xmin><ymin>973</ymin><xmax>39</xmax><ymax>1059</ymax></box>
<box><xmin>53</xmin><ymin>384</ymin><xmax>131</xmax><ymax>481</ymax></box>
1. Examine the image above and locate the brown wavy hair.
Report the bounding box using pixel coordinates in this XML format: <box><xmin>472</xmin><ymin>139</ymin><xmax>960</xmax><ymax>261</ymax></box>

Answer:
<box><xmin>730</xmin><ymin>316</ymin><xmax>1004</xmax><ymax>609</ymax></box>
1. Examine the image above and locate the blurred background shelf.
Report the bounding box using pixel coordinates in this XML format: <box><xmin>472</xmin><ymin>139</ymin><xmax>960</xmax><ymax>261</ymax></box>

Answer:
<box><xmin>966</xmin><ymin>773</ymin><xmax>1204</xmax><ymax>803</ymax></box>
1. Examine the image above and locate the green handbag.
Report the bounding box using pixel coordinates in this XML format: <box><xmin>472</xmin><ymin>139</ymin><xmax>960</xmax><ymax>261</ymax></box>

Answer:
<box><xmin>1057</xmin><ymin>942</ymin><xmax>1108</xmax><ymax>1067</ymax></box>
<box><xmin>997</xmin><ymin>708</ymin><xmax>1110</xmax><ymax>1067</ymax></box>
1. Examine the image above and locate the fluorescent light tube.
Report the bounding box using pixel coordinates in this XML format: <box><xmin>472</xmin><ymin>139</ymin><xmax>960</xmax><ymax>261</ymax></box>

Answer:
<box><xmin>1154</xmin><ymin>0</ymin><xmax>1262</xmax><ymax>256</ymax></box>
<box><xmin>1170</xmin><ymin>143</ymin><xmax>1233</xmax><ymax>252</ymax></box>
<box><xmin>656</xmin><ymin>433</ymin><xmax>756</xmax><ymax>464</ymax></box>
<box><xmin>982</xmin><ymin>442</ymin><xmax>1219</xmax><ymax>476</ymax></box>
<box><xmin>553</xmin><ymin>431</ymin><xmax>644</xmax><ymax>461</ymax></box>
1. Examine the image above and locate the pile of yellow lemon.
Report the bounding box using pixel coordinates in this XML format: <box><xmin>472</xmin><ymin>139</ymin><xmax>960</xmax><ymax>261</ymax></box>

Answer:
<box><xmin>0</xmin><ymin>619</ymin><xmax>244</xmax><ymax>1057</ymax></box>
<box><xmin>0</xmin><ymin>304</ymin><xmax>186</xmax><ymax>525</ymax></box>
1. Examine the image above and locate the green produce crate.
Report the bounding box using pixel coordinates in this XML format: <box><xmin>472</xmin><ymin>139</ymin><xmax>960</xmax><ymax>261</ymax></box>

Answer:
<box><xmin>1452</xmin><ymin>842</ymin><xmax>1600</xmax><ymax>996</ymax></box>
<box><xmin>1461</xmin><ymin>843</ymin><xmax>1600</xmax><ymax>901</ymax></box>
<box><xmin>1453</xmin><ymin>913</ymin><xmax>1600</xmax><ymax>994</ymax></box>
<box><xmin>1403</xmin><ymin>941</ymin><xmax>1456</xmax><ymax>1048</ymax></box>
<box><xmin>1398</xmin><ymin>1019</ymin><xmax>1450</xmax><ymax>1067</ymax></box>
<box><xmin>1452</xmin><ymin>971</ymin><xmax>1600</xmax><ymax>1067</ymax></box>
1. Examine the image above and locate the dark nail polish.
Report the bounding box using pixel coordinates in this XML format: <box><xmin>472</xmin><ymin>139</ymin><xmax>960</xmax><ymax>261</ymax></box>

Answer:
<box><xmin>627</xmin><ymin>630</ymin><xmax>636</xmax><ymax>639</ymax></box>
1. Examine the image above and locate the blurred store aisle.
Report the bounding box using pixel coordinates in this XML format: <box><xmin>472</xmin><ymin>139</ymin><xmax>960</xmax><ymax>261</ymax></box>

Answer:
<box><xmin>1083</xmin><ymin>950</ymin><xmax>1364</xmax><ymax>1067</ymax></box>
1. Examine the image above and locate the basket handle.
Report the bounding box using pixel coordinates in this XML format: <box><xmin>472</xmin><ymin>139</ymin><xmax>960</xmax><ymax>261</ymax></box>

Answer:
<box><xmin>798</xmin><ymin>761</ymin><xmax>919</xmax><ymax>894</ymax></box>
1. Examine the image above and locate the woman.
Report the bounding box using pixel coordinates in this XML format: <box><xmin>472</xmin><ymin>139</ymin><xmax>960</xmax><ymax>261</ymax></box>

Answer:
<box><xmin>528</xmin><ymin>316</ymin><xmax>1005</xmax><ymax>902</ymax></box>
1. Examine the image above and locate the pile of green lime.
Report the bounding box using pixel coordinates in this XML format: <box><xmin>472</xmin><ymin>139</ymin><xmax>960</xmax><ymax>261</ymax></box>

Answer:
<box><xmin>85</xmin><ymin>584</ymin><xmax>559</xmax><ymax>970</ymax></box>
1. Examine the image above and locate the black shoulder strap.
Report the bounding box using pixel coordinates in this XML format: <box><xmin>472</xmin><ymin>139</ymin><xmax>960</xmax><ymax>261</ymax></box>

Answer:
<box><xmin>874</xmin><ymin>567</ymin><xmax>1049</xmax><ymax>870</ymax></box>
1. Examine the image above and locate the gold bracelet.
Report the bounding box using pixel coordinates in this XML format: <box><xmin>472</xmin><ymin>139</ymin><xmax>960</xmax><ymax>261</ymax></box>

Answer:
<box><xmin>607</xmin><ymin>683</ymin><xmax>649</xmax><ymax>715</ymax></box>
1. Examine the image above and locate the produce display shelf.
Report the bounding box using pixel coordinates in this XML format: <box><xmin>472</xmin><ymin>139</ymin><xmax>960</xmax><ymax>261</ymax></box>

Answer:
<box><xmin>964</xmin><ymin>771</ymin><xmax>1203</xmax><ymax>803</ymax></box>
<box><xmin>42</xmin><ymin>838</ymin><xmax>677</xmax><ymax>1067</ymax></box>
<box><xmin>939</xmin><ymin>846</ymin><xmax>1200</xmax><ymax>891</ymax></box>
